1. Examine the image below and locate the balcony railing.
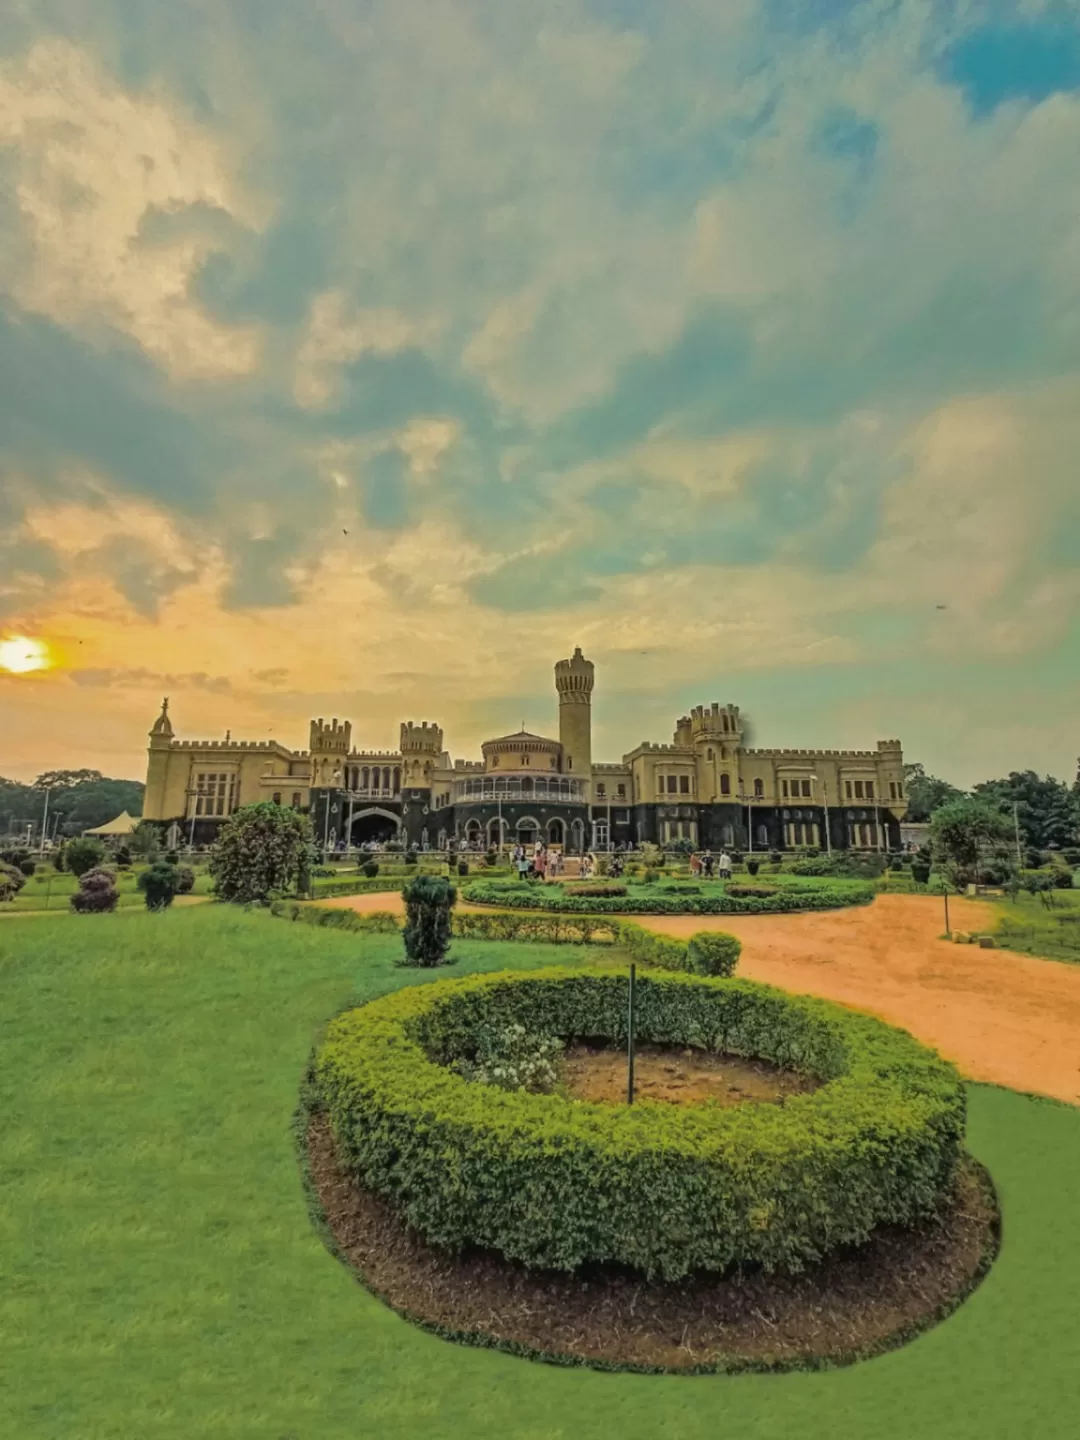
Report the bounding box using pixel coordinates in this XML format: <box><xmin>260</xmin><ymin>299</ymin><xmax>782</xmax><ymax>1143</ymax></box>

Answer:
<box><xmin>453</xmin><ymin>776</ymin><xmax>587</xmax><ymax>804</ymax></box>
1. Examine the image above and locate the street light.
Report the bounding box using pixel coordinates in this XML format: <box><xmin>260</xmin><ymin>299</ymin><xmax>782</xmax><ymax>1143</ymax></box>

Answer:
<box><xmin>38</xmin><ymin>785</ymin><xmax>53</xmax><ymax>856</ymax></box>
<box><xmin>810</xmin><ymin>775</ymin><xmax>832</xmax><ymax>855</ymax></box>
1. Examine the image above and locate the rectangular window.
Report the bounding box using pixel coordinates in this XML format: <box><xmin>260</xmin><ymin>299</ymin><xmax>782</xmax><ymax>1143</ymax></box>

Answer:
<box><xmin>889</xmin><ymin>782</ymin><xmax>896</xmax><ymax>799</ymax></box>
<box><xmin>272</xmin><ymin>792</ymin><xmax>282</xmax><ymax>806</ymax></box>
<box><xmin>781</xmin><ymin>780</ymin><xmax>789</xmax><ymax>797</ymax></box>
<box><xmin>754</xmin><ymin>778</ymin><xmax>764</xmax><ymax>798</ymax></box>
<box><xmin>292</xmin><ymin>792</ymin><xmax>302</xmax><ymax>808</ymax></box>
<box><xmin>854</xmin><ymin>781</ymin><xmax>864</xmax><ymax>799</ymax></box>
<box><xmin>845</xmin><ymin>780</ymin><xmax>852</xmax><ymax>799</ymax></box>
<box><xmin>720</xmin><ymin>773</ymin><xmax>731</xmax><ymax>795</ymax></box>
<box><xmin>617</xmin><ymin>784</ymin><xmax>626</xmax><ymax>799</ymax></box>
<box><xmin>666</xmin><ymin>775</ymin><xmax>677</xmax><ymax>794</ymax></box>
<box><xmin>596</xmin><ymin>784</ymin><xmax>606</xmax><ymax>799</ymax></box>
<box><xmin>679</xmin><ymin>774</ymin><xmax>690</xmax><ymax>794</ymax></box>
<box><xmin>866</xmin><ymin>781</ymin><xmax>874</xmax><ymax>800</ymax></box>
<box><xmin>800</xmin><ymin>779</ymin><xmax>811</xmax><ymax>797</ymax></box>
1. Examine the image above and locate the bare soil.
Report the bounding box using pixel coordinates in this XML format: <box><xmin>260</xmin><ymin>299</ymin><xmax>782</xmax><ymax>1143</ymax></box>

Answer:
<box><xmin>307</xmin><ymin>1112</ymin><xmax>998</xmax><ymax>1373</ymax></box>
<box><xmin>322</xmin><ymin>891</ymin><xmax>1080</xmax><ymax>1103</ymax></box>
<box><xmin>561</xmin><ymin>1041</ymin><xmax>818</xmax><ymax>1107</ymax></box>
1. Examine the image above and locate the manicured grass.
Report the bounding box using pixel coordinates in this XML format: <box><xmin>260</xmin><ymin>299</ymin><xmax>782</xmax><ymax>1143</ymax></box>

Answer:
<box><xmin>1</xmin><ymin>907</ymin><xmax>1078</xmax><ymax>1439</ymax></box>
<box><xmin>992</xmin><ymin>890</ymin><xmax>1080</xmax><ymax>964</ymax></box>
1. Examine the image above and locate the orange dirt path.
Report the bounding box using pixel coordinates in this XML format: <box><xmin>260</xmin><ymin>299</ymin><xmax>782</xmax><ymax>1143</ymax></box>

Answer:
<box><xmin>318</xmin><ymin>891</ymin><xmax>1080</xmax><ymax>1104</ymax></box>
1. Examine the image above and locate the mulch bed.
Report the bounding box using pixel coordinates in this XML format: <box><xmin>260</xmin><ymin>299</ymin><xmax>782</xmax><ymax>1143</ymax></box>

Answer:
<box><xmin>306</xmin><ymin>1113</ymin><xmax>999</xmax><ymax>1374</ymax></box>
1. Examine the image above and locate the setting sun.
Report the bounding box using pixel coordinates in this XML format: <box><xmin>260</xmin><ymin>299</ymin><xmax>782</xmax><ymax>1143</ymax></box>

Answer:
<box><xmin>0</xmin><ymin>636</ymin><xmax>52</xmax><ymax>674</ymax></box>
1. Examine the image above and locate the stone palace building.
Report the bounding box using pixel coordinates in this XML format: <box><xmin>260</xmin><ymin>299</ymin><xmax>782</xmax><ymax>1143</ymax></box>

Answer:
<box><xmin>142</xmin><ymin>647</ymin><xmax>908</xmax><ymax>852</ymax></box>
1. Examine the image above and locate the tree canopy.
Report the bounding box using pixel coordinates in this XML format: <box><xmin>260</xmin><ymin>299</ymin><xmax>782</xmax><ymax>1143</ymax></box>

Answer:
<box><xmin>972</xmin><ymin>771</ymin><xmax>1080</xmax><ymax>852</ymax></box>
<box><xmin>0</xmin><ymin>774</ymin><xmax>144</xmax><ymax>840</ymax></box>
<box><xmin>902</xmin><ymin>763</ymin><xmax>965</xmax><ymax>823</ymax></box>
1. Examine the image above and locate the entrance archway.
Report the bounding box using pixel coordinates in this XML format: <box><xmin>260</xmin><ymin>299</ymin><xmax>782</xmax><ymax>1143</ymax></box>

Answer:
<box><xmin>516</xmin><ymin>817</ymin><xmax>540</xmax><ymax>848</ymax></box>
<box><xmin>569</xmin><ymin>818</ymin><xmax>585</xmax><ymax>855</ymax></box>
<box><xmin>547</xmin><ymin>817</ymin><xmax>565</xmax><ymax>846</ymax></box>
<box><xmin>350</xmin><ymin>809</ymin><xmax>400</xmax><ymax>846</ymax></box>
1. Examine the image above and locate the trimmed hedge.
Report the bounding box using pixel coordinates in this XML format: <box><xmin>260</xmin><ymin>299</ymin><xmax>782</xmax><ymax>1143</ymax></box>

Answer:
<box><xmin>460</xmin><ymin>878</ymin><xmax>875</xmax><ymax>915</ymax></box>
<box><xmin>314</xmin><ymin>968</ymin><xmax>965</xmax><ymax>1280</ymax></box>
<box><xmin>268</xmin><ymin>900</ymin><xmax>741</xmax><ymax>974</ymax></box>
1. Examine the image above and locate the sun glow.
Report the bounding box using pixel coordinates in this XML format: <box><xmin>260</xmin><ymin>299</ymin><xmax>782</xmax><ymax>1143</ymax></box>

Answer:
<box><xmin>0</xmin><ymin>636</ymin><xmax>52</xmax><ymax>674</ymax></box>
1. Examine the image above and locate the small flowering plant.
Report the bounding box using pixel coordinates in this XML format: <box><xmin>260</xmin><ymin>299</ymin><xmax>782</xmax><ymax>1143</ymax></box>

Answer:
<box><xmin>458</xmin><ymin>1022</ymin><xmax>564</xmax><ymax>1094</ymax></box>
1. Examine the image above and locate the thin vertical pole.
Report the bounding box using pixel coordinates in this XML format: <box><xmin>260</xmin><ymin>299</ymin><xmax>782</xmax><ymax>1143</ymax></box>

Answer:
<box><xmin>627</xmin><ymin>964</ymin><xmax>636</xmax><ymax>1105</ymax></box>
<box><xmin>944</xmin><ymin>888</ymin><xmax>951</xmax><ymax>939</ymax></box>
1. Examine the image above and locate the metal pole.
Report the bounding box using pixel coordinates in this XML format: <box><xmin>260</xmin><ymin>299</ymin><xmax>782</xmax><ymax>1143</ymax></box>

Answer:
<box><xmin>627</xmin><ymin>963</ymin><xmax>636</xmax><ymax>1105</ymax></box>
<box><xmin>944</xmin><ymin>887</ymin><xmax>951</xmax><ymax>939</ymax></box>
<box><xmin>823</xmin><ymin>778</ymin><xmax>831</xmax><ymax>855</ymax></box>
<box><xmin>39</xmin><ymin>786</ymin><xmax>50</xmax><ymax>854</ymax></box>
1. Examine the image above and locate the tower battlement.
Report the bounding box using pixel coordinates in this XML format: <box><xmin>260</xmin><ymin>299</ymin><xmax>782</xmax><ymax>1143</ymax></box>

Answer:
<box><xmin>555</xmin><ymin>647</ymin><xmax>594</xmax><ymax>700</ymax></box>
<box><xmin>400</xmin><ymin>721</ymin><xmax>444</xmax><ymax>753</ymax></box>
<box><xmin>309</xmin><ymin>718</ymin><xmax>352</xmax><ymax>754</ymax></box>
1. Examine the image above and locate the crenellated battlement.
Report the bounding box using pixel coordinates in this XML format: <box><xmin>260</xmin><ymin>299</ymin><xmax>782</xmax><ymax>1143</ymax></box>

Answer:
<box><xmin>400</xmin><ymin>721</ymin><xmax>444</xmax><ymax>753</ymax></box>
<box><xmin>743</xmin><ymin>748</ymin><xmax>880</xmax><ymax>759</ymax></box>
<box><xmin>310</xmin><ymin>717</ymin><xmax>352</xmax><ymax>754</ymax></box>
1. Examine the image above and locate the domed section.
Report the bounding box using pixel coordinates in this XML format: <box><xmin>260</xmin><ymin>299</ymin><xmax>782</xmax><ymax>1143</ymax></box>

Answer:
<box><xmin>481</xmin><ymin>729</ymin><xmax>563</xmax><ymax>773</ymax></box>
<box><xmin>149</xmin><ymin>697</ymin><xmax>174</xmax><ymax>738</ymax></box>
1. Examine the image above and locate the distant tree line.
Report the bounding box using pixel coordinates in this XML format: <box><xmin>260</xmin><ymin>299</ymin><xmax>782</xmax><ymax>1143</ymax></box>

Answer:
<box><xmin>904</xmin><ymin>762</ymin><xmax>1080</xmax><ymax>852</ymax></box>
<box><xmin>0</xmin><ymin>770</ymin><xmax>144</xmax><ymax>841</ymax></box>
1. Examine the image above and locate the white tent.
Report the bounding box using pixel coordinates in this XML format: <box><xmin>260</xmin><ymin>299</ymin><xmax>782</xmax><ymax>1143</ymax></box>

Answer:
<box><xmin>82</xmin><ymin>811</ymin><xmax>140</xmax><ymax>838</ymax></box>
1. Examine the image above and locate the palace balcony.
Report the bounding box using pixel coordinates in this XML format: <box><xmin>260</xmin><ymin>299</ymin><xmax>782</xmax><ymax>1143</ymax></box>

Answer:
<box><xmin>453</xmin><ymin>775</ymin><xmax>587</xmax><ymax>804</ymax></box>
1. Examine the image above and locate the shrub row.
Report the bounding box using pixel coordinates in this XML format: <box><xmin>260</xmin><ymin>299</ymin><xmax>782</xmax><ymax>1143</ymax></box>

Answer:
<box><xmin>269</xmin><ymin>900</ymin><xmax>740</xmax><ymax>975</ymax></box>
<box><xmin>314</xmin><ymin>968</ymin><xmax>965</xmax><ymax>1280</ymax></box>
<box><xmin>460</xmin><ymin>879</ymin><xmax>876</xmax><ymax>915</ymax></box>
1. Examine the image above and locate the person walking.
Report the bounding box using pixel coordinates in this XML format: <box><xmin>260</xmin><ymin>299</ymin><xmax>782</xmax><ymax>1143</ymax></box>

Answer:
<box><xmin>702</xmin><ymin>850</ymin><xmax>715</xmax><ymax>879</ymax></box>
<box><xmin>690</xmin><ymin>850</ymin><xmax>702</xmax><ymax>878</ymax></box>
<box><xmin>718</xmin><ymin>850</ymin><xmax>732</xmax><ymax>880</ymax></box>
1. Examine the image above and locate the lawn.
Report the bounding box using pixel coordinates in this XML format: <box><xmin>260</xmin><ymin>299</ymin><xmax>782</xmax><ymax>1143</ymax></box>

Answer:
<box><xmin>992</xmin><ymin>889</ymin><xmax>1080</xmax><ymax>964</ymax></box>
<box><xmin>1</xmin><ymin>865</ymin><xmax>214</xmax><ymax>912</ymax></box>
<box><xmin>1</xmin><ymin>906</ymin><xmax>1078</xmax><ymax>1440</ymax></box>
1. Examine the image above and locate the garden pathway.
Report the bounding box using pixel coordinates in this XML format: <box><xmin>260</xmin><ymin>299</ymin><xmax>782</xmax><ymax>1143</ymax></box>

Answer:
<box><xmin>323</xmin><ymin>891</ymin><xmax>1080</xmax><ymax>1104</ymax></box>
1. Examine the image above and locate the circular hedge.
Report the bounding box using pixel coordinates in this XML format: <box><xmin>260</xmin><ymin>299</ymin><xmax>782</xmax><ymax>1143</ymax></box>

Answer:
<box><xmin>460</xmin><ymin>878</ymin><xmax>876</xmax><ymax>915</ymax></box>
<box><xmin>314</xmin><ymin>969</ymin><xmax>965</xmax><ymax>1281</ymax></box>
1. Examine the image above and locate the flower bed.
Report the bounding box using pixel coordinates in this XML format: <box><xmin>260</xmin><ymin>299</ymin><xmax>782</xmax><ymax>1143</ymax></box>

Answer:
<box><xmin>460</xmin><ymin>878</ymin><xmax>875</xmax><ymax>915</ymax></box>
<box><xmin>314</xmin><ymin>969</ymin><xmax>965</xmax><ymax>1281</ymax></box>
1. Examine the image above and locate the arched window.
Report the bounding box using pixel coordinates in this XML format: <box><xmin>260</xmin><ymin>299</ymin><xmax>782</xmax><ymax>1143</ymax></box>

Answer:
<box><xmin>292</xmin><ymin>792</ymin><xmax>302</xmax><ymax>808</ymax></box>
<box><xmin>757</xmin><ymin>823</ymin><xmax>768</xmax><ymax>846</ymax></box>
<box><xmin>393</xmin><ymin>767</ymin><xmax>401</xmax><ymax>793</ymax></box>
<box><xmin>361</xmin><ymin>766</ymin><xmax>369</xmax><ymax>789</ymax></box>
<box><xmin>272</xmin><ymin>792</ymin><xmax>282</xmax><ymax>805</ymax></box>
<box><xmin>383</xmin><ymin>766</ymin><xmax>391</xmax><ymax>790</ymax></box>
<box><xmin>720</xmin><ymin>773</ymin><xmax>731</xmax><ymax>795</ymax></box>
<box><xmin>754</xmin><ymin>777</ymin><xmax>764</xmax><ymax>798</ymax></box>
<box><xmin>722</xmin><ymin>824</ymin><xmax>734</xmax><ymax>846</ymax></box>
<box><xmin>707</xmin><ymin>749</ymin><xmax>714</xmax><ymax>761</ymax></box>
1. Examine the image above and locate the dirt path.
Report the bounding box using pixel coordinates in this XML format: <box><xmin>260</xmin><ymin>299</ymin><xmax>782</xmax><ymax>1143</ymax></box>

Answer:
<box><xmin>319</xmin><ymin>891</ymin><xmax>1080</xmax><ymax>1104</ymax></box>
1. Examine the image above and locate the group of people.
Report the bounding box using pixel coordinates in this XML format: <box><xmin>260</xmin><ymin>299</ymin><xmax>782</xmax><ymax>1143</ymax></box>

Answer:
<box><xmin>689</xmin><ymin>849</ymin><xmax>733</xmax><ymax>879</ymax></box>
<box><xmin>512</xmin><ymin>841</ymin><xmax>566</xmax><ymax>881</ymax></box>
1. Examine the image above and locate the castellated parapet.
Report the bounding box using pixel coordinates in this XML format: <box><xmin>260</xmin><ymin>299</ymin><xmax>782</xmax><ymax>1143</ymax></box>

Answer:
<box><xmin>309</xmin><ymin>718</ymin><xmax>352</xmax><ymax>754</ymax></box>
<box><xmin>400</xmin><ymin>721</ymin><xmax>444</xmax><ymax>754</ymax></box>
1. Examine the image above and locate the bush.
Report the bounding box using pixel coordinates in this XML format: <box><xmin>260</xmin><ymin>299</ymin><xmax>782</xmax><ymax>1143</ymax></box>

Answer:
<box><xmin>461</xmin><ymin>878</ymin><xmax>876</xmax><ymax>916</ymax></box>
<box><xmin>65</xmin><ymin>837</ymin><xmax>107</xmax><ymax>878</ymax></box>
<box><xmin>563</xmin><ymin>882</ymin><xmax>628</xmax><ymax>898</ymax></box>
<box><xmin>769</xmin><ymin>850</ymin><xmax>783</xmax><ymax>865</ymax></box>
<box><xmin>685</xmin><ymin>931</ymin><xmax>742</xmax><ymax>977</ymax></box>
<box><xmin>1052</xmin><ymin>867</ymin><xmax>1075</xmax><ymax>890</ymax></box>
<box><xmin>457</xmin><ymin>860</ymin><xmax>469</xmax><ymax>877</ymax></box>
<box><xmin>402</xmin><ymin>874</ymin><xmax>456</xmax><ymax>967</ymax></box>
<box><xmin>0</xmin><ymin>861</ymin><xmax>27</xmax><ymax>902</ymax></box>
<box><xmin>746</xmin><ymin>858</ymin><xmax>760</xmax><ymax>877</ymax></box>
<box><xmin>137</xmin><ymin>861</ymin><xmax>183</xmax><ymax>911</ymax></box>
<box><xmin>458</xmin><ymin>1023</ymin><xmax>564</xmax><ymax>1094</ymax></box>
<box><xmin>209</xmin><ymin>802</ymin><xmax>314</xmax><ymax>904</ymax></box>
<box><xmin>70</xmin><ymin>867</ymin><xmax>119</xmax><ymax>913</ymax></box>
<box><xmin>405</xmin><ymin>850</ymin><xmax>418</xmax><ymax>866</ymax></box>
<box><xmin>114</xmin><ymin>847</ymin><xmax>132</xmax><ymax>867</ymax></box>
<box><xmin>485</xmin><ymin>849</ymin><xmax>498</xmax><ymax>868</ymax></box>
<box><xmin>911</xmin><ymin>860</ymin><xmax>932</xmax><ymax>886</ymax></box>
<box><xmin>362</xmin><ymin>861</ymin><xmax>380</xmax><ymax>878</ymax></box>
<box><xmin>724</xmin><ymin>883</ymin><xmax>778</xmax><ymax>899</ymax></box>
<box><xmin>175</xmin><ymin>865</ymin><xmax>196</xmax><ymax>895</ymax></box>
<box><xmin>315</xmin><ymin>968</ymin><xmax>965</xmax><ymax>1280</ymax></box>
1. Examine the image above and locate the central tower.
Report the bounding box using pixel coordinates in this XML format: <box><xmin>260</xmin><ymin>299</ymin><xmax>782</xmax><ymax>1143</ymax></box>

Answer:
<box><xmin>555</xmin><ymin>647</ymin><xmax>594</xmax><ymax>786</ymax></box>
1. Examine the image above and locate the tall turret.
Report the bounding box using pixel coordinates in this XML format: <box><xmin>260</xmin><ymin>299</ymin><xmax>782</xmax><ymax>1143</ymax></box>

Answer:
<box><xmin>144</xmin><ymin>698</ymin><xmax>175</xmax><ymax>820</ymax></box>
<box><xmin>555</xmin><ymin>647</ymin><xmax>594</xmax><ymax>786</ymax></box>
<box><xmin>400</xmin><ymin>721</ymin><xmax>443</xmax><ymax>787</ymax></box>
<box><xmin>309</xmin><ymin>717</ymin><xmax>352</xmax><ymax>787</ymax></box>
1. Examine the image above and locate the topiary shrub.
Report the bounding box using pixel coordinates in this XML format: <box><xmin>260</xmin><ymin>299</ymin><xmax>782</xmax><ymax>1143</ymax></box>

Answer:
<box><xmin>685</xmin><ymin>931</ymin><xmax>741</xmax><ymax>977</ymax></box>
<box><xmin>65</xmin><ymin>836</ymin><xmax>107</xmax><ymax>878</ymax></box>
<box><xmin>175</xmin><ymin>865</ymin><xmax>196</xmax><ymax>895</ymax></box>
<box><xmin>17</xmin><ymin>857</ymin><xmax>36</xmax><ymax>877</ymax></box>
<box><xmin>402</xmin><ymin>873</ymin><xmax>457</xmax><ymax>967</ymax></box>
<box><xmin>724</xmin><ymin>883</ymin><xmax>778</xmax><ymax>899</ymax></box>
<box><xmin>563</xmin><ymin>882</ymin><xmax>628</xmax><ymax>898</ymax></box>
<box><xmin>70</xmin><ymin>867</ymin><xmax>119</xmax><ymax>913</ymax></box>
<box><xmin>315</xmin><ymin>968</ymin><xmax>965</xmax><ymax>1280</ymax></box>
<box><xmin>911</xmin><ymin>860</ymin><xmax>932</xmax><ymax>886</ymax></box>
<box><xmin>745</xmin><ymin>858</ymin><xmax>761</xmax><ymax>876</ymax></box>
<box><xmin>362</xmin><ymin>861</ymin><xmax>380</xmax><ymax>878</ymax></box>
<box><xmin>209</xmin><ymin>802</ymin><xmax>315</xmax><ymax>904</ymax></box>
<box><xmin>405</xmin><ymin>850</ymin><xmax>419</xmax><ymax>866</ymax></box>
<box><xmin>461</xmin><ymin>879</ymin><xmax>875</xmax><ymax>916</ymax></box>
<box><xmin>457</xmin><ymin>860</ymin><xmax>469</xmax><ymax>877</ymax></box>
<box><xmin>485</xmin><ymin>849</ymin><xmax>498</xmax><ymax>868</ymax></box>
<box><xmin>138</xmin><ymin>861</ymin><xmax>182</xmax><ymax>911</ymax></box>
<box><xmin>0</xmin><ymin>861</ymin><xmax>27</xmax><ymax>902</ymax></box>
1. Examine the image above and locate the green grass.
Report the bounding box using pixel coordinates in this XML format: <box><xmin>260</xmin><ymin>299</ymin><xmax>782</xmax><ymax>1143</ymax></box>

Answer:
<box><xmin>1</xmin><ymin>907</ymin><xmax>1078</xmax><ymax>1439</ymax></box>
<box><xmin>992</xmin><ymin>889</ymin><xmax>1080</xmax><ymax>964</ymax></box>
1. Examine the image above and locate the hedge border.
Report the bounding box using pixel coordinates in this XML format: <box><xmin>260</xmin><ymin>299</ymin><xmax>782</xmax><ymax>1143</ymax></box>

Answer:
<box><xmin>296</xmin><ymin>1061</ymin><xmax>998</xmax><ymax>1377</ymax></box>
<box><xmin>313</xmin><ymin>968</ymin><xmax>965</xmax><ymax>1281</ymax></box>
<box><xmin>459</xmin><ymin>878</ymin><xmax>876</xmax><ymax>916</ymax></box>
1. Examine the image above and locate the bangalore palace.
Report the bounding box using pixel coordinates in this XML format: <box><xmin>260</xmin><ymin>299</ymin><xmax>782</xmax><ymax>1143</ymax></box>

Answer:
<box><xmin>142</xmin><ymin>648</ymin><xmax>909</xmax><ymax>855</ymax></box>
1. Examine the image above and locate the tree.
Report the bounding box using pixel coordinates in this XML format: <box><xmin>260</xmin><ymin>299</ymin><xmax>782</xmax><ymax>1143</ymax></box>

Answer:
<box><xmin>129</xmin><ymin>822</ymin><xmax>161</xmax><ymax>861</ymax></box>
<box><xmin>902</xmin><ymin>763</ymin><xmax>965</xmax><ymax>823</ymax></box>
<box><xmin>209</xmin><ymin>802</ymin><xmax>314</xmax><ymax>904</ymax></box>
<box><xmin>401</xmin><ymin>874</ymin><xmax>456</xmax><ymax>967</ymax></box>
<box><xmin>138</xmin><ymin>862</ymin><xmax>182</xmax><ymax>911</ymax></box>
<box><xmin>929</xmin><ymin>797</ymin><xmax>1014</xmax><ymax>890</ymax></box>
<box><xmin>70</xmin><ymin>867</ymin><xmax>119</xmax><ymax>913</ymax></box>
<box><xmin>972</xmin><ymin>771</ymin><xmax>1080</xmax><ymax>853</ymax></box>
<box><xmin>34</xmin><ymin>769</ymin><xmax>105</xmax><ymax>790</ymax></box>
<box><xmin>64</xmin><ymin>836</ymin><xmax>107</xmax><ymax>878</ymax></box>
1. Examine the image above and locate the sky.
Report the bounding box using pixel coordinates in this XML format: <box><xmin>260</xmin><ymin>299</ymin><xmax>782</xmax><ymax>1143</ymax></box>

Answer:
<box><xmin>1</xmin><ymin>0</ymin><xmax>1079</xmax><ymax>788</ymax></box>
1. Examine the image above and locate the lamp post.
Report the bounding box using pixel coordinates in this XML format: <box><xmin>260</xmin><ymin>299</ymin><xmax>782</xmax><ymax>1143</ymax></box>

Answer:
<box><xmin>810</xmin><ymin>775</ymin><xmax>832</xmax><ymax>855</ymax></box>
<box><xmin>186</xmin><ymin>787</ymin><xmax>198</xmax><ymax>851</ymax></box>
<box><xmin>38</xmin><ymin>786</ymin><xmax>52</xmax><ymax>855</ymax></box>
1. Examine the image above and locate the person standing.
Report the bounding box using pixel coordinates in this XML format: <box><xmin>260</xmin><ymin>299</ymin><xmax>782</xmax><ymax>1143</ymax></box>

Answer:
<box><xmin>718</xmin><ymin>850</ymin><xmax>732</xmax><ymax>880</ymax></box>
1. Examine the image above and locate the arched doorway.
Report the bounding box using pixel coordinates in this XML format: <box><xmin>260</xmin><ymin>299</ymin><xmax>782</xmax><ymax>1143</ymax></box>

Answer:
<box><xmin>350</xmin><ymin>809</ymin><xmax>400</xmax><ymax>846</ymax></box>
<box><xmin>487</xmin><ymin>816</ymin><xmax>508</xmax><ymax>848</ymax></box>
<box><xmin>516</xmin><ymin>817</ymin><xmax>540</xmax><ymax>849</ymax></box>
<box><xmin>569</xmin><ymin>818</ymin><xmax>585</xmax><ymax>855</ymax></box>
<box><xmin>547</xmin><ymin>817</ymin><xmax>565</xmax><ymax>847</ymax></box>
<box><xmin>465</xmin><ymin>818</ymin><xmax>482</xmax><ymax>847</ymax></box>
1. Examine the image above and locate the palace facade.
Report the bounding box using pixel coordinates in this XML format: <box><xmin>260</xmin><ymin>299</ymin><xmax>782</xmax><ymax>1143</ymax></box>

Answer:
<box><xmin>143</xmin><ymin>647</ymin><xmax>909</xmax><ymax>851</ymax></box>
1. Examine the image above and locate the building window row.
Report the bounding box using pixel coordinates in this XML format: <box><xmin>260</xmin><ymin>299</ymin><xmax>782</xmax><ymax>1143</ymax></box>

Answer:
<box><xmin>193</xmin><ymin>772</ymin><xmax>236</xmax><ymax>817</ymax></box>
<box><xmin>844</xmin><ymin>779</ymin><xmax>875</xmax><ymax>800</ymax></box>
<box><xmin>593</xmin><ymin>782</ymin><xmax>629</xmax><ymax>800</ymax></box>
<box><xmin>345</xmin><ymin>765</ymin><xmax>401</xmax><ymax>793</ymax></box>
<box><xmin>888</xmin><ymin>781</ymin><xmax>905</xmax><ymax>800</ymax></box>
<box><xmin>657</xmin><ymin>774</ymin><xmax>694</xmax><ymax>796</ymax></box>
<box><xmin>781</xmin><ymin>778</ymin><xmax>813</xmax><ymax>799</ymax></box>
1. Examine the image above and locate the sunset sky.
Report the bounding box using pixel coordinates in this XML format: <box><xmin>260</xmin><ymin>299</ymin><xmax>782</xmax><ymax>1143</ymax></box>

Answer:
<box><xmin>2</xmin><ymin>1</ymin><xmax>1079</xmax><ymax>787</ymax></box>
